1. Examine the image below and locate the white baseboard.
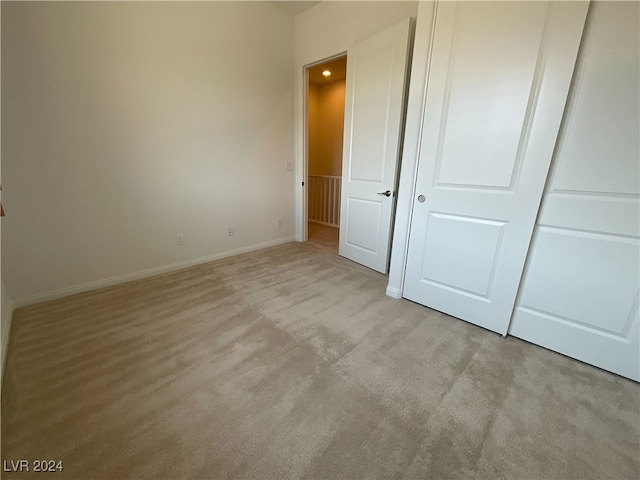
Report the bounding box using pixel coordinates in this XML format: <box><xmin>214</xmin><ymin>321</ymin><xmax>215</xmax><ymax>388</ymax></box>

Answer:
<box><xmin>13</xmin><ymin>237</ymin><xmax>295</xmax><ymax>308</ymax></box>
<box><xmin>385</xmin><ymin>285</ymin><xmax>403</xmax><ymax>299</ymax></box>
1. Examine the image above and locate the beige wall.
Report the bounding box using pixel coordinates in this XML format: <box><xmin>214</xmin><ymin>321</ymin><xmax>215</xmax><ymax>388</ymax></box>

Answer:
<box><xmin>1</xmin><ymin>282</ymin><xmax>12</xmax><ymax>382</ymax></box>
<box><xmin>2</xmin><ymin>2</ymin><xmax>295</xmax><ymax>304</ymax></box>
<box><xmin>308</xmin><ymin>83</ymin><xmax>321</xmax><ymax>175</ymax></box>
<box><xmin>0</xmin><ymin>2</ymin><xmax>10</xmax><ymax>385</ymax></box>
<box><xmin>308</xmin><ymin>79</ymin><xmax>345</xmax><ymax>177</ymax></box>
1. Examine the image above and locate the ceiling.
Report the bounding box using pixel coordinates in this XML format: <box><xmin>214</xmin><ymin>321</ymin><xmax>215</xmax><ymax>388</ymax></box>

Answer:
<box><xmin>308</xmin><ymin>56</ymin><xmax>347</xmax><ymax>84</ymax></box>
<box><xmin>271</xmin><ymin>1</ymin><xmax>321</xmax><ymax>16</ymax></box>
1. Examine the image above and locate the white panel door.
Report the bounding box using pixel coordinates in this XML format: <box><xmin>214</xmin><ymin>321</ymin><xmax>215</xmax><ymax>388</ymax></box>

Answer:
<box><xmin>509</xmin><ymin>1</ymin><xmax>640</xmax><ymax>381</ymax></box>
<box><xmin>403</xmin><ymin>1</ymin><xmax>588</xmax><ymax>334</ymax></box>
<box><xmin>339</xmin><ymin>19</ymin><xmax>412</xmax><ymax>274</ymax></box>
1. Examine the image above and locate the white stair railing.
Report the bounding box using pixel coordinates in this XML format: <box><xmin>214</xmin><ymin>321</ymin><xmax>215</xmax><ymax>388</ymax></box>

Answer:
<box><xmin>308</xmin><ymin>175</ymin><xmax>341</xmax><ymax>228</ymax></box>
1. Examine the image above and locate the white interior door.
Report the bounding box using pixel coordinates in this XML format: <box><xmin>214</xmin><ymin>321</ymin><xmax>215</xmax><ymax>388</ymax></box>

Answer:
<box><xmin>339</xmin><ymin>18</ymin><xmax>412</xmax><ymax>274</ymax></box>
<box><xmin>403</xmin><ymin>1</ymin><xmax>588</xmax><ymax>334</ymax></box>
<box><xmin>509</xmin><ymin>1</ymin><xmax>640</xmax><ymax>381</ymax></box>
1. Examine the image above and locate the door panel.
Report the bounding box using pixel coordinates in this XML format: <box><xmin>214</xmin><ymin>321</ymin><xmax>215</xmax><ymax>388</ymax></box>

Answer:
<box><xmin>349</xmin><ymin>47</ymin><xmax>395</xmax><ymax>183</ymax></box>
<box><xmin>403</xmin><ymin>1</ymin><xmax>588</xmax><ymax>334</ymax></box>
<box><xmin>435</xmin><ymin>2</ymin><xmax>547</xmax><ymax>189</ymax></box>
<box><xmin>339</xmin><ymin>19</ymin><xmax>412</xmax><ymax>273</ymax></box>
<box><xmin>509</xmin><ymin>1</ymin><xmax>640</xmax><ymax>381</ymax></box>
<box><xmin>419</xmin><ymin>213</ymin><xmax>505</xmax><ymax>298</ymax></box>
<box><xmin>345</xmin><ymin>198</ymin><xmax>381</xmax><ymax>254</ymax></box>
<box><xmin>520</xmin><ymin>229</ymin><xmax>638</xmax><ymax>335</ymax></box>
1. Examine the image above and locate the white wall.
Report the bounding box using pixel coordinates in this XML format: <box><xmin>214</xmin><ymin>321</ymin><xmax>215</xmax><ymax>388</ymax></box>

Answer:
<box><xmin>2</xmin><ymin>2</ymin><xmax>295</xmax><ymax>305</ymax></box>
<box><xmin>293</xmin><ymin>1</ymin><xmax>419</xmax><ymax>240</ymax></box>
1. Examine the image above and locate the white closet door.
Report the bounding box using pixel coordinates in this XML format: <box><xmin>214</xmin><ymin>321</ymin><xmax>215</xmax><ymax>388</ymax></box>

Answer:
<box><xmin>403</xmin><ymin>1</ymin><xmax>588</xmax><ymax>334</ymax></box>
<box><xmin>339</xmin><ymin>19</ymin><xmax>412</xmax><ymax>274</ymax></box>
<box><xmin>509</xmin><ymin>1</ymin><xmax>640</xmax><ymax>381</ymax></box>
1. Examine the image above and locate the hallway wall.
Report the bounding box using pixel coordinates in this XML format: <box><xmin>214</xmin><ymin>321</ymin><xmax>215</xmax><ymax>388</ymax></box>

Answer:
<box><xmin>308</xmin><ymin>79</ymin><xmax>345</xmax><ymax>177</ymax></box>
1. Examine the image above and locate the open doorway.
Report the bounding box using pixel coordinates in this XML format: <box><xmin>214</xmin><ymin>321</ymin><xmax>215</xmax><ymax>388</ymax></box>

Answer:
<box><xmin>306</xmin><ymin>55</ymin><xmax>347</xmax><ymax>251</ymax></box>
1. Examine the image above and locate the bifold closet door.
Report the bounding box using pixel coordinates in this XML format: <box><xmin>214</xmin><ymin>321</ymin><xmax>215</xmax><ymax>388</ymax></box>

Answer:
<box><xmin>403</xmin><ymin>1</ymin><xmax>588</xmax><ymax>334</ymax></box>
<box><xmin>509</xmin><ymin>1</ymin><xmax>640</xmax><ymax>381</ymax></box>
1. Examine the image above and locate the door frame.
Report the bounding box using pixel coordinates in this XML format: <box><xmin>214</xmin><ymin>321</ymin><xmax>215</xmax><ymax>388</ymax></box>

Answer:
<box><xmin>300</xmin><ymin>52</ymin><xmax>347</xmax><ymax>243</ymax></box>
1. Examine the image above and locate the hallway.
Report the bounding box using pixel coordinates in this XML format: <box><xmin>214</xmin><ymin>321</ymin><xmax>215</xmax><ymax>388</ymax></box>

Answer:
<box><xmin>307</xmin><ymin>222</ymin><xmax>338</xmax><ymax>251</ymax></box>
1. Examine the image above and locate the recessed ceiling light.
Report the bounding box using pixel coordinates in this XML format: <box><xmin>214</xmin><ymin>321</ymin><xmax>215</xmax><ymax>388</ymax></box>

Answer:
<box><xmin>322</xmin><ymin>70</ymin><xmax>332</xmax><ymax>77</ymax></box>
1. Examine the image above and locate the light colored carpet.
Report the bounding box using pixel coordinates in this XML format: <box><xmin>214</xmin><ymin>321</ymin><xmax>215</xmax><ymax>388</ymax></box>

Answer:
<box><xmin>2</xmin><ymin>241</ymin><xmax>639</xmax><ymax>479</ymax></box>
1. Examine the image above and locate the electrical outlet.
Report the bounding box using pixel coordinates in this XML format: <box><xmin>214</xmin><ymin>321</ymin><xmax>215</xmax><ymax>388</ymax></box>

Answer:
<box><xmin>176</xmin><ymin>233</ymin><xmax>185</xmax><ymax>246</ymax></box>
<box><xmin>277</xmin><ymin>217</ymin><xmax>283</xmax><ymax>228</ymax></box>
<box><xmin>284</xmin><ymin>161</ymin><xmax>293</xmax><ymax>171</ymax></box>
<box><xmin>227</xmin><ymin>226</ymin><xmax>233</xmax><ymax>236</ymax></box>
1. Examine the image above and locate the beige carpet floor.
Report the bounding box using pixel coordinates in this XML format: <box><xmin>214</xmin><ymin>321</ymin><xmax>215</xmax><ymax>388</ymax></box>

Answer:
<box><xmin>2</xmin><ymin>241</ymin><xmax>639</xmax><ymax>479</ymax></box>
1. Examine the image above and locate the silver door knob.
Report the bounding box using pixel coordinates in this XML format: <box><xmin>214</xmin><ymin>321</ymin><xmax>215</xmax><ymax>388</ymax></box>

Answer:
<box><xmin>377</xmin><ymin>190</ymin><xmax>392</xmax><ymax>197</ymax></box>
